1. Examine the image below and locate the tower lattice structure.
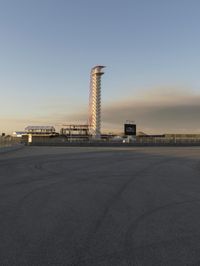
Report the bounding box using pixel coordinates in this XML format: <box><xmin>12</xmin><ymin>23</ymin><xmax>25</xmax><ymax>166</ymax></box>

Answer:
<box><xmin>89</xmin><ymin>65</ymin><xmax>105</xmax><ymax>139</ymax></box>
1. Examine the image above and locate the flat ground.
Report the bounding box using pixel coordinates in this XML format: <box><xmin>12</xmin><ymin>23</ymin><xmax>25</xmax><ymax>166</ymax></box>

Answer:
<box><xmin>0</xmin><ymin>146</ymin><xmax>200</xmax><ymax>266</ymax></box>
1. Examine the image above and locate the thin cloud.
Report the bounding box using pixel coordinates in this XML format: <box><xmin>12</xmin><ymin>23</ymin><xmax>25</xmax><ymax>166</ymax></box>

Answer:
<box><xmin>1</xmin><ymin>87</ymin><xmax>200</xmax><ymax>134</ymax></box>
<box><xmin>65</xmin><ymin>87</ymin><xmax>200</xmax><ymax>133</ymax></box>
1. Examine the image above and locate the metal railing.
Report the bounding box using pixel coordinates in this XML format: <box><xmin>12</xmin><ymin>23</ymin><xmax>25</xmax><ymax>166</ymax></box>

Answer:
<box><xmin>0</xmin><ymin>137</ymin><xmax>21</xmax><ymax>149</ymax></box>
<box><xmin>136</xmin><ymin>137</ymin><xmax>200</xmax><ymax>145</ymax></box>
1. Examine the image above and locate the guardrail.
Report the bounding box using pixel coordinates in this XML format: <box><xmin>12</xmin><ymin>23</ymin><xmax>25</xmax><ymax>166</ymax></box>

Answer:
<box><xmin>0</xmin><ymin>137</ymin><xmax>20</xmax><ymax>147</ymax></box>
<box><xmin>0</xmin><ymin>137</ymin><xmax>24</xmax><ymax>153</ymax></box>
<box><xmin>17</xmin><ymin>134</ymin><xmax>200</xmax><ymax>146</ymax></box>
<box><xmin>136</xmin><ymin>137</ymin><xmax>200</xmax><ymax>145</ymax></box>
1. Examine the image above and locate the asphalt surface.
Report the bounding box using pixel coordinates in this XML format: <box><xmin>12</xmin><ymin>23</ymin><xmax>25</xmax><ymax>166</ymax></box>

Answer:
<box><xmin>0</xmin><ymin>146</ymin><xmax>200</xmax><ymax>266</ymax></box>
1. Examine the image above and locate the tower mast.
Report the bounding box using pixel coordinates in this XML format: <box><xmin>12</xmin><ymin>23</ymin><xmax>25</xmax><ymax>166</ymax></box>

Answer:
<box><xmin>89</xmin><ymin>65</ymin><xmax>105</xmax><ymax>139</ymax></box>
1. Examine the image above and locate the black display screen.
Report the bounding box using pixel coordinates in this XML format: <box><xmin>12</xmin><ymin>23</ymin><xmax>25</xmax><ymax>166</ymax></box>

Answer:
<box><xmin>124</xmin><ymin>124</ymin><xmax>136</xmax><ymax>136</ymax></box>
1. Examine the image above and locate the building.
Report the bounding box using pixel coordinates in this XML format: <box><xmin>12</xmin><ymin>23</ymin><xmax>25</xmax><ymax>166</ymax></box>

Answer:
<box><xmin>88</xmin><ymin>65</ymin><xmax>105</xmax><ymax>139</ymax></box>
<box><xmin>25</xmin><ymin>126</ymin><xmax>56</xmax><ymax>135</ymax></box>
<box><xmin>12</xmin><ymin>131</ymin><xmax>27</xmax><ymax>138</ymax></box>
<box><xmin>60</xmin><ymin>124</ymin><xmax>89</xmax><ymax>141</ymax></box>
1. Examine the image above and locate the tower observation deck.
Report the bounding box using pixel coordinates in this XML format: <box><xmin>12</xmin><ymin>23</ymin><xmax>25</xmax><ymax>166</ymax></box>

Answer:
<box><xmin>88</xmin><ymin>65</ymin><xmax>105</xmax><ymax>139</ymax></box>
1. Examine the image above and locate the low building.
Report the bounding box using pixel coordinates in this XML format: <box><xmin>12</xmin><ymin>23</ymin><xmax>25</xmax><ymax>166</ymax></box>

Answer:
<box><xmin>13</xmin><ymin>131</ymin><xmax>27</xmax><ymax>138</ymax></box>
<box><xmin>21</xmin><ymin>126</ymin><xmax>58</xmax><ymax>144</ymax></box>
<box><xmin>60</xmin><ymin>124</ymin><xmax>89</xmax><ymax>141</ymax></box>
<box><xmin>25</xmin><ymin>126</ymin><xmax>56</xmax><ymax>135</ymax></box>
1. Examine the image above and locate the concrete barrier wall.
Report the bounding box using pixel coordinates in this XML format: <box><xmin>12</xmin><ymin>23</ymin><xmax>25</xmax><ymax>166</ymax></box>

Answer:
<box><xmin>29</xmin><ymin>142</ymin><xmax>200</xmax><ymax>147</ymax></box>
<box><xmin>0</xmin><ymin>144</ymin><xmax>25</xmax><ymax>154</ymax></box>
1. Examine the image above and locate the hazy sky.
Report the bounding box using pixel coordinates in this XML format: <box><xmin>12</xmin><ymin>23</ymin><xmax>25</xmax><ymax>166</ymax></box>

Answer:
<box><xmin>1</xmin><ymin>0</ymin><xmax>200</xmax><ymax>134</ymax></box>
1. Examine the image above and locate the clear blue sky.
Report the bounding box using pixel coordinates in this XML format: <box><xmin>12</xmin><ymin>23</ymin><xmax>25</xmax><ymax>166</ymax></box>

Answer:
<box><xmin>1</xmin><ymin>0</ymin><xmax>200</xmax><ymax>133</ymax></box>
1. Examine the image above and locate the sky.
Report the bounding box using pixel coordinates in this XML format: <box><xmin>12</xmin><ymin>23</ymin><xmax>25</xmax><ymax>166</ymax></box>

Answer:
<box><xmin>0</xmin><ymin>0</ymin><xmax>200</xmax><ymax>134</ymax></box>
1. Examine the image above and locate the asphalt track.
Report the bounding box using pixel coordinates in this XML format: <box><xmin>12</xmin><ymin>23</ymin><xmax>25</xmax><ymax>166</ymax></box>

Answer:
<box><xmin>0</xmin><ymin>146</ymin><xmax>200</xmax><ymax>266</ymax></box>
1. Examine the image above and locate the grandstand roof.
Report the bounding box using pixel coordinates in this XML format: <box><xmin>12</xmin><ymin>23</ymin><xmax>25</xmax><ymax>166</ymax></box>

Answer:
<box><xmin>25</xmin><ymin>126</ymin><xmax>55</xmax><ymax>131</ymax></box>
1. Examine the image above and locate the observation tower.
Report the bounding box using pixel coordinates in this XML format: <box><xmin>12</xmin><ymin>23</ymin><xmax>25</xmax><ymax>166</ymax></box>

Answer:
<box><xmin>88</xmin><ymin>65</ymin><xmax>105</xmax><ymax>139</ymax></box>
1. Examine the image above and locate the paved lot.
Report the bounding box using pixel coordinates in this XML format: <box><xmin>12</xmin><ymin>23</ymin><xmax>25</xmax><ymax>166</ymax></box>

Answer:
<box><xmin>0</xmin><ymin>146</ymin><xmax>200</xmax><ymax>265</ymax></box>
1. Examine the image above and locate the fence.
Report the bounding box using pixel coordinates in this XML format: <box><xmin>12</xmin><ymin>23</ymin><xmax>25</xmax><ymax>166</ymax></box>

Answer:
<box><xmin>136</xmin><ymin>137</ymin><xmax>200</xmax><ymax>145</ymax></box>
<box><xmin>0</xmin><ymin>137</ymin><xmax>22</xmax><ymax>152</ymax></box>
<box><xmin>15</xmin><ymin>134</ymin><xmax>200</xmax><ymax>146</ymax></box>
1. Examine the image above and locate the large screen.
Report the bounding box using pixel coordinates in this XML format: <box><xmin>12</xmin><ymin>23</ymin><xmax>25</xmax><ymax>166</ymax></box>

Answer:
<box><xmin>124</xmin><ymin>124</ymin><xmax>136</xmax><ymax>136</ymax></box>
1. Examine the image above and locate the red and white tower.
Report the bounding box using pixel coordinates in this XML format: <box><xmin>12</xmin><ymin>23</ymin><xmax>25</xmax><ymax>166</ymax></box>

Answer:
<box><xmin>89</xmin><ymin>65</ymin><xmax>105</xmax><ymax>139</ymax></box>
